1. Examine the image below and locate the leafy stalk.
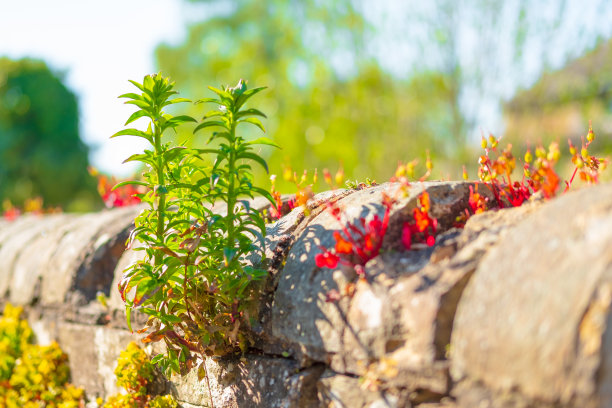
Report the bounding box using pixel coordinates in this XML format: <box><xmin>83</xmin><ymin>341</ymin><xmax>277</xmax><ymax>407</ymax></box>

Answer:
<box><xmin>114</xmin><ymin>75</ymin><xmax>279</xmax><ymax>378</ymax></box>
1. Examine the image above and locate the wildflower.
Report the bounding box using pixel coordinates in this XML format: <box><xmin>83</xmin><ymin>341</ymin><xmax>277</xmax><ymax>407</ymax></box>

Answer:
<box><xmin>401</xmin><ymin>192</ymin><xmax>437</xmax><ymax>249</ymax></box>
<box><xmin>315</xmin><ymin>251</ymin><xmax>339</xmax><ymax>268</ymax></box>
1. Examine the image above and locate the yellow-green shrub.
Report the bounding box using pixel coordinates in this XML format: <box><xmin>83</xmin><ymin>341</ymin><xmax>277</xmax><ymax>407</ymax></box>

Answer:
<box><xmin>103</xmin><ymin>342</ymin><xmax>177</xmax><ymax>408</ymax></box>
<box><xmin>0</xmin><ymin>304</ymin><xmax>84</xmax><ymax>407</ymax></box>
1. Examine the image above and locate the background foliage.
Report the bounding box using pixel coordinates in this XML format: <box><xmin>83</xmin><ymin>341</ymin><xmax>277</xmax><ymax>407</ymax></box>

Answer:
<box><xmin>2</xmin><ymin>0</ymin><xmax>612</xmax><ymax>208</ymax></box>
<box><xmin>156</xmin><ymin>0</ymin><xmax>612</xmax><ymax>189</ymax></box>
<box><xmin>0</xmin><ymin>58</ymin><xmax>98</xmax><ymax>210</ymax></box>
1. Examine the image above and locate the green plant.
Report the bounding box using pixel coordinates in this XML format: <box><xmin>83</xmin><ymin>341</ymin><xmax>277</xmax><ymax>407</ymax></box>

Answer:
<box><xmin>114</xmin><ymin>74</ymin><xmax>277</xmax><ymax>376</ymax></box>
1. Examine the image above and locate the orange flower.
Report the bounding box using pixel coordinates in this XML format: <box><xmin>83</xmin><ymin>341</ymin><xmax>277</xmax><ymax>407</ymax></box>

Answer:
<box><xmin>334</xmin><ymin>232</ymin><xmax>353</xmax><ymax>254</ymax></box>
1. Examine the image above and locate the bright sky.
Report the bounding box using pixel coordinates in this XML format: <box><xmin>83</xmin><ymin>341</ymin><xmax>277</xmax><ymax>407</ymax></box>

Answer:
<box><xmin>0</xmin><ymin>0</ymin><xmax>193</xmax><ymax>176</ymax></box>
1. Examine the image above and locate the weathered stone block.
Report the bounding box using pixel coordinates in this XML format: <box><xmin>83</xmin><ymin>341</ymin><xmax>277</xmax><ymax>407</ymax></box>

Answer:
<box><xmin>451</xmin><ymin>183</ymin><xmax>612</xmax><ymax>407</ymax></box>
<box><xmin>269</xmin><ymin>182</ymin><xmax>486</xmax><ymax>367</ymax></box>
<box><xmin>40</xmin><ymin>207</ymin><xmax>139</xmax><ymax>305</ymax></box>
<box><xmin>0</xmin><ymin>214</ymin><xmax>71</xmax><ymax>299</ymax></box>
<box><xmin>171</xmin><ymin>354</ymin><xmax>324</xmax><ymax>408</ymax></box>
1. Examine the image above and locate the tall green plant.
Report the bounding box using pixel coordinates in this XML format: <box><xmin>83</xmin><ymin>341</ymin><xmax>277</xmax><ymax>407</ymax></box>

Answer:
<box><xmin>114</xmin><ymin>74</ymin><xmax>277</xmax><ymax>376</ymax></box>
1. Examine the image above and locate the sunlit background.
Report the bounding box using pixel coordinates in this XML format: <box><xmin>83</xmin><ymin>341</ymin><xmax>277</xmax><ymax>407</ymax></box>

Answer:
<box><xmin>1</xmin><ymin>0</ymin><xmax>612</xmax><ymax>211</ymax></box>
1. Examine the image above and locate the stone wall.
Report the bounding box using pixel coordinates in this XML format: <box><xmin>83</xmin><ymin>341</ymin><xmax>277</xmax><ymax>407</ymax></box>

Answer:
<box><xmin>1</xmin><ymin>181</ymin><xmax>612</xmax><ymax>407</ymax></box>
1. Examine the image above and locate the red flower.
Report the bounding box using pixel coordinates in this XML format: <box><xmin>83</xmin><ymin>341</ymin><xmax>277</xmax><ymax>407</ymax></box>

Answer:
<box><xmin>315</xmin><ymin>251</ymin><xmax>339</xmax><ymax>268</ymax></box>
<box><xmin>3</xmin><ymin>207</ymin><xmax>20</xmax><ymax>221</ymax></box>
<box><xmin>413</xmin><ymin>208</ymin><xmax>430</xmax><ymax>233</ymax></box>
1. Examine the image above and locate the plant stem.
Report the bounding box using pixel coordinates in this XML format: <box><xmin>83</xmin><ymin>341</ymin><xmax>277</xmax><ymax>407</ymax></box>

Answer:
<box><xmin>154</xmin><ymin>120</ymin><xmax>166</xmax><ymax>268</ymax></box>
<box><xmin>226</xmin><ymin>114</ymin><xmax>237</xmax><ymax>253</ymax></box>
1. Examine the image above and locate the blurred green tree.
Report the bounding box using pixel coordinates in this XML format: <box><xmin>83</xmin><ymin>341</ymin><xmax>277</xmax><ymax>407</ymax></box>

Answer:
<box><xmin>156</xmin><ymin>0</ymin><xmax>463</xmax><ymax>188</ymax></box>
<box><xmin>0</xmin><ymin>57</ymin><xmax>98</xmax><ymax>210</ymax></box>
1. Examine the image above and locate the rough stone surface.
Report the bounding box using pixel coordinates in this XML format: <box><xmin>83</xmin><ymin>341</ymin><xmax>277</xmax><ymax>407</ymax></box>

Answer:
<box><xmin>269</xmin><ymin>182</ymin><xmax>490</xmax><ymax>367</ymax></box>
<box><xmin>317</xmin><ymin>370</ymin><xmax>405</xmax><ymax>408</ymax></box>
<box><xmin>171</xmin><ymin>355</ymin><xmax>324</xmax><ymax>408</ymax></box>
<box><xmin>0</xmin><ymin>214</ymin><xmax>70</xmax><ymax>300</ymax></box>
<box><xmin>54</xmin><ymin>322</ymin><xmax>134</xmax><ymax>397</ymax></box>
<box><xmin>451</xmin><ymin>183</ymin><xmax>612</xmax><ymax>408</ymax></box>
<box><xmin>40</xmin><ymin>207</ymin><xmax>139</xmax><ymax>306</ymax></box>
<box><xmin>1</xmin><ymin>182</ymin><xmax>612</xmax><ymax>407</ymax></box>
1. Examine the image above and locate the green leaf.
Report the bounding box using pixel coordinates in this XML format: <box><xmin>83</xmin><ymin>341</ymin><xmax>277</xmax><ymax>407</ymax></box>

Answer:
<box><xmin>195</xmin><ymin>97</ymin><xmax>223</xmax><ymax>105</ymax></box>
<box><xmin>162</xmin><ymin>97</ymin><xmax>191</xmax><ymax>107</ymax></box>
<box><xmin>111</xmin><ymin>180</ymin><xmax>148</xmax><ymax>191</ymax></box>
<box><xmin>251</xmin><ymin>186</ymin><xmax>276</xmax><ymax>206</ymax></box>
<box><xmin>124</xmin><ymin>110</ymin><xmax>150</xmax><ymax>125</ymax></box>
<box><xmin>201</xmin><ymin>110</ymin><xmax>225</xmax><ymax>119</ymax></box>
<box><xmin>151</xmin><ymin>354</ymin><xmax>165</xmax><ymax>365</ymax></box>
<box><xmin>236</xmin><ymin>108</ymin><xmax>267</xmax><ymax>119</ymax></box>
<box><xmin>237</xmin><ymin>152</ymin><xmax>269</xmax><ymax>173</ymax></box>
<box><xmin>163</xmin><ymin>146</ymin><xmax>189</xmax><ymax>162</ymax></box>
<box><xmin>127</xmin><ymin>79</ymin><xmax>145</xmax><ymax>93</ymax></box>
<box><xmin>165</xmin><ymin>115</ymin><xmax>197</xmax><ymax>127</ymax></box>
<box><xmin>161</xmin><ymin>314</ymin><xmax>182</xmax><ymax>324</ymax></box>
<box><xmin>244</xmin><ymin>137</ymin><xmax>280</xmax><ymax>148</ymax></box>
<box><xmin>125</xmin><ymin>99</ymin><xmax>151</xmax><ymax>110</ymax></box>
<box><xmin>238</xmin><ymin>117</ymin><xmax>265</xmax><ymax>132</ymax></box>
<box><xmin>208</xmin><ymin>86</ymin><xmax>233</xmax><ymax>101</ymax></box>
<box><xmin>123</xmin><ymin>153</ymin><xmax>156</xmax><ymax>166</ymax></box>
<box><xmin>235</xmin><ymin>86</ymin><xmax>266</xmax><ymax>110</ymax></box>
<box><xmin>194</xmin><ymin>148</ymin><xmax>222</xmax><ymax>156</ymax></box>
<box><xmin>193</xmin><ymin>121</ymin><xmax>229</xmax><ymax>134</ymax></box>
<box><xmin>111</xmin><ymin>128</ymin><xmax>153</xmax><ymax>143</ymax></box>
<box><xmin>126</xmin><ymin>305</ymin><xmax>133</xmax><ymax>332</ymax></box>
<box><xmin>119</xmin><ymin>92</ymin><xmax>144</xmax><ymax>101</ymax></box>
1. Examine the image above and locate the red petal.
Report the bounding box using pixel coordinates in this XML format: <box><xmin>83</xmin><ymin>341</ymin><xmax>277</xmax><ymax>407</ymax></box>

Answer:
<box><xmin>401</xmin><ymin>223</ymin><xmax>412</xmax><ymax>250</ymax></box>
<box><xmin>426</xmin><ymin>235</ymin><xmax>435</xmax><ymax>247</ymax></box>
<box><xmin>419</xmin><ymin>191</ymin><xmax>431</xmax><ymax>212</ymax></box>
<box><xmin>315</xmin><ymin>252</ymin><xmax>339</xmax><ymax>269</ymax></box>
<box><xmin>334</xmin><ymin>232</ymin><xmax>353</xmax><ymax>254</ymax></box>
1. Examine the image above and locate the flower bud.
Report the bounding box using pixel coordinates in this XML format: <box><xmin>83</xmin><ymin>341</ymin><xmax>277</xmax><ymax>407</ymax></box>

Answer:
<box><xmin>395</xmin><ymin>163</ymin><xmax>406</xmax><ymax>178</ymax></box>
<box><xmin>587</xmin><ymin>122</ymin><xmax>595</xmax><ymax>143</ymax></box>
<box><xmin>335</xmin><ymin>168</ymin><xmax>344</xmax><ymax>186</ymax></box>
<box><xmin>323</xmin><ymin>169</ymin><xmax>332</xmax><ymax>185</ymax></box>
<box><xmin>524</xmin><ymin>150</ymin><xmax>533</xmax><ymax>163</ymax></box>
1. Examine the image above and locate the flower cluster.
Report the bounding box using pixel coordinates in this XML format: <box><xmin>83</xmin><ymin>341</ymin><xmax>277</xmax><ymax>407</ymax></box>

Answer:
<box><xmin>89</xmin><ymin>167</ymin><xmax>142</xmax><ymax>208</ymax></box>
<box><xmin>478</xmin><ymin>134</ymin><xmax>561</xmax><ymax>208</ymax></box>
<box><xmin>401</xmin><ymin>191</ymin><xmax>437</xmax><ymax>249</ymax></box>
<box><xmin>390</xmin><ymin>150</ymin><xmax>433</xmax><ymax>184</ymax></box>
<box><xmin>2</xmin><ymin>197</ymin><xmax>59</xmax><ymax>222</ymax></box>
<box><xmin>268</xmin><ymin>165</ymin><xmax>346</xmax><ymax>220</ymax></box>
<box><xmin>314</xmin><ymin>194</ymin><xmax>393</xmax><ymax>276</ymax></box>
<box><xmin>565</xmin><ymin>121</ymin><xmax>608</xmax><ymax>191</ymax></box>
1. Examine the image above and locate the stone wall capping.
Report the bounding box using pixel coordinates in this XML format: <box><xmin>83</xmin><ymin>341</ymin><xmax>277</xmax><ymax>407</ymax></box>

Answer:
<box><xmin>0</xmin><ymin>181</ymin><xmax>611</xmax><ymax>407</ymax></box>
